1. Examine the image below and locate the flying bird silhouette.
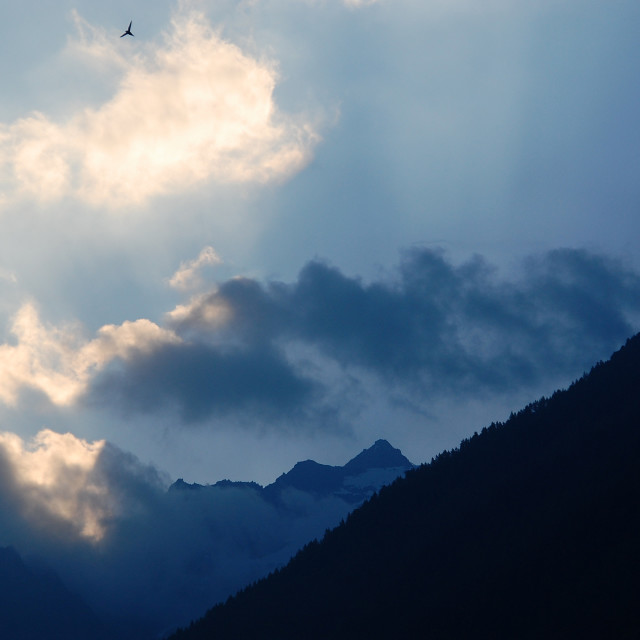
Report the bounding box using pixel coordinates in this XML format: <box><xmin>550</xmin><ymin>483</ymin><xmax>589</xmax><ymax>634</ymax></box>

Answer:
<box><xmin>120</xmin><ymin>21</ymin><xmax>134</xmax><ymax>37</ymax></box>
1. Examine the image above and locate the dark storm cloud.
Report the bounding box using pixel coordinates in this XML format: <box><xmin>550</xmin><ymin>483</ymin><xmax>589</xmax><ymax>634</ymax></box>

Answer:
<box><xmin>89</xmin><ymin>247</ymin><xmax>640</xmax><ymax>424</ymax></box>
<box><xmin>91</xmin><ymin>341</ymin><xmax>319</xmax><ymax>423</ymax></box>
<box><xmin>281</xmin><ymin>247</ymin><xmax>640</xmax><ymax>391</ymax></box>
<box><xmin>215</xmin><ymin>247</ymin><xmax>640</xmax><ymax>386</ymax></box>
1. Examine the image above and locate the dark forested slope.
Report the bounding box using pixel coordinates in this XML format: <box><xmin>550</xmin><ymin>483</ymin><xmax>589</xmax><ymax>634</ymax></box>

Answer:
<box><xmin>171</xmin><ymin>334</ymin><xmax>640</xmax><ymax>639</ymax></box>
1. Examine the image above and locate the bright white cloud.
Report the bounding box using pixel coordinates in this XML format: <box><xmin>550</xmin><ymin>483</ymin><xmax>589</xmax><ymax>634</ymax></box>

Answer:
<box><xmin>0</xmin><ymin>429</ymin><xmax>108</xmax><ymax>541</ymax></box>
<box><xmin>0</xmin><ymin>8</ymin><xmax>320</xmax><ymax>209</ymax></box>
<box><xmin>169</xmin><ymin>246</ymin><xmax>223</xmax><ymax>291</ymax></box>
<box><xmin>0</xmin><ymin>303</ymin><xmax>180</xmax><ymax>407</ymax></box>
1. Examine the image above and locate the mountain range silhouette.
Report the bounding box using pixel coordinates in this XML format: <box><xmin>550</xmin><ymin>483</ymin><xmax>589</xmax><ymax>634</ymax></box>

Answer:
<box><xmin>0</xmin><ymin>439</ymin><xmax>414</xmax><ymax>639</ymax></box>
<box><xmin>170</xmin><ymin>333</ymin><xmax>640</xmax><ymax>639</ymax></box>
<box><xmin>2</xmin><ymin>333</ymin><xmax>639</xmax><ymax>639</ymax></box>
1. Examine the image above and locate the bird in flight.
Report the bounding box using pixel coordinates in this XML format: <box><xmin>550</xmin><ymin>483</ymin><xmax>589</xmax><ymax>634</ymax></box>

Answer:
<box><xmin>120</xmin><ymin>21</ymin><xmax>134</xmax><ymax>37</ymax></box>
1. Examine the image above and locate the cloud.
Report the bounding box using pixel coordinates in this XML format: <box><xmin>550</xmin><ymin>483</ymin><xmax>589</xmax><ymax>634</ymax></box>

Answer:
<box><xmin>0</xmin><ymin>429</ymin><xmax>108</xmax><ymax>541</ymax></box>
<box><xmin>0</xmin><ymin>303</ymin><xmax>180</xmax><ymax>406</ymax></box>
<box><xmin>1</xmin><ymin>248</ymin><xmax>638</xmax><ymax>427</ymax></box>
<box><xmin>0</xmin><ymin>267</ymin><xmax>17</xmax><ymax>284</ymax></box>
<box><xmin>165</xmin><ymin>247</ymin><xmax>640</xmax><ymax>391</ymax></box>
<box><xmin>166</xmin><ymin>290</ymin><xmax>231</xmax><ymax>330</ymax></box>
<box><xmin>89</xmin><ymin>247</ymin><xmax>640</xmax><ymax>426</ymax></box>
<box><xmin>0</xmin><ymin>426</ymin><xmax>358</xmax><ymax>635</ymax></box>
<box><xmin>92</xmin><ymin>341</ymin><xmax>321</xmax><ymax>424</ymax></box>
<box><xmin>343</xmin><ymin>0</ymin><xmax>380</xmax><ymax>7</ymax></box>
<box><xmin>0</xmin><ymin>8</ymin><xmax>320</xmax><ymax>209</ymax></box>
<box><xmin>168</xmin><ymin>246</ymin><xmax>223</xmax><ymax>291</ymax></box>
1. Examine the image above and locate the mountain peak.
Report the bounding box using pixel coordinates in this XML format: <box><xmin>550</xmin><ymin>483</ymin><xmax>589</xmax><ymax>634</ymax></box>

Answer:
<box><xmin>343</xmin><ymin>439</ymin><xmax>414</xmax><ymax>475</ymax></box>
<box><xmin>263</xmin><ymin>440</ymin><xmax>413</xmax><ymax>504</ymax></box>
<box><xmin>168</xmin><ymin>478</ymin><xmax>206</xmax><ymax>492</ymax></box>
<box><xmin>270</xmin><ymin>460</ymin><xmax>343</xmax><ymax>495</ymax></box>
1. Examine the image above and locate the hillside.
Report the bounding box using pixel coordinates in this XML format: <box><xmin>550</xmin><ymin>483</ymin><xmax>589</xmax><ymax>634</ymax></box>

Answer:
<box><xmin>0</xmin><ymin>547</ymin><xmax>110</xmax><ymax>640</ymax></box>
<box><xmin>0</xmin><ymin>437</ymin><xmax>413</xmax><ymax>640</ymax></box>
<box><xmin>170</xmin><ymin>333</ymin><xmax>640</xmax><ymax>639</ymax></box>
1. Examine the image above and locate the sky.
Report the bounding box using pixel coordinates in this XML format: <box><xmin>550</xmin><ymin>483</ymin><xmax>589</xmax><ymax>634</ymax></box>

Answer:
<box><xmin>0</xmin><ymin>0</ymin><xmax>639</xmax><ymax>514</ymax></box>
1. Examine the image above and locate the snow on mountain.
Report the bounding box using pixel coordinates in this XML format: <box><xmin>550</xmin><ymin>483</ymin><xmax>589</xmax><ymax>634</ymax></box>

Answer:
<box><xmin>262</xmin><ymin>439</ymin><xmax>414</xmax><ymax>505</ymax></box>
<box><xmin>0</xmin><ymin>440</ymin><xmax>414</xmax><ymax>640</ymax></box>
<box><xmin>171</xmin><ymin>439</ymin><xmax>415</xmax><ymax>507</ymax></box>
<box><xmin>343</xmin><ymin>439</ymin><xmax>414</xmax><ymax>475</ymax></box>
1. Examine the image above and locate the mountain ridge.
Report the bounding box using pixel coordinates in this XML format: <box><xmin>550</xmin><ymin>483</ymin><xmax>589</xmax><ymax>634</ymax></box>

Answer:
<box><xmin>170</xmin><ymin>438</ymin><xmax>415</xmax><ymax>506</ymax></box>
<box><xmin>1</xmin><ymin>439</ymin><xmax>414</xmax><ymax>640</ymax></box>
<box><xmin>169</xmin><ymin>333</ymin><xmax>640</xmax><ymax>639</ymax></box>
